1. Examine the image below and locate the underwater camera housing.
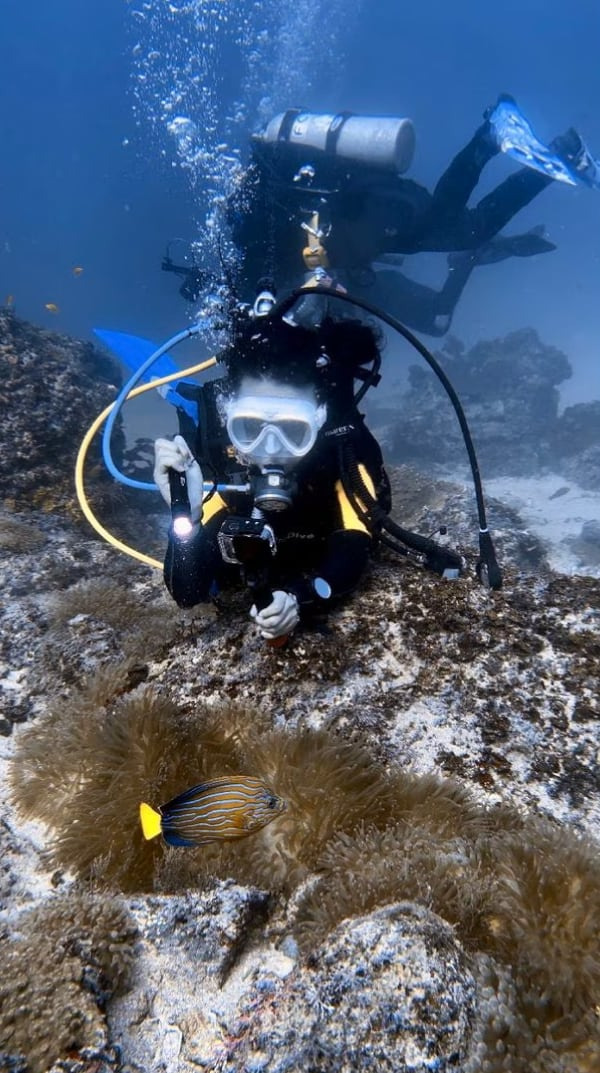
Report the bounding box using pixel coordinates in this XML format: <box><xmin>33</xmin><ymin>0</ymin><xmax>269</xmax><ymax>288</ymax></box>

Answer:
<box><xmin>253</xmin><ymin>109</ymin><xmax>416</xmax><ymax>175</ymax></box>
<box><xmin>217</xmin><ymin>516</ymin><xmax>276</xmax><ymax>566</ymax></box>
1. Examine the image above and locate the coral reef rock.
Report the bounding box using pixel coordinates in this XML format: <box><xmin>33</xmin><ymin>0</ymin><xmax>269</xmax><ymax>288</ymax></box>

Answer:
<box><xmin>227</xmin><ymin>903</ymin><xmax>475</xmax><ymax>1073</ymax></box>
<box><xmin>110</xmin><ymin>883</ymin><xmax>273</xmax><ymax>1071</ymax></box>
<box><xmin>0</xmin><ymin>891</ymin><xmax>136</xmax><ymax>1073</ymax></box>
<box><xmin>371</xmin><ymin>328</ymin><xmax>600</xmax><ymax>485</ymax></box>
<box><xmin>0</xmin><ymin>311</ymin><xmax>122</xmax><ymax>511</ymax></box>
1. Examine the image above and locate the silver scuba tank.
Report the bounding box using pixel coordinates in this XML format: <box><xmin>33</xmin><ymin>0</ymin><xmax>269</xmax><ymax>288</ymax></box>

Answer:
<box><xmin>255</xmin><ymin>109</ymin><xmax>416</xmax><ymax>175</ymax></box>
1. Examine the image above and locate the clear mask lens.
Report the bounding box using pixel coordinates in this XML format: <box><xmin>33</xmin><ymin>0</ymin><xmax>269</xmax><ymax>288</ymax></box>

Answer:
<box><xmin>226</xmin><ymin>395</ymin><xmax>326</xmax><ymax>463</ymax></box>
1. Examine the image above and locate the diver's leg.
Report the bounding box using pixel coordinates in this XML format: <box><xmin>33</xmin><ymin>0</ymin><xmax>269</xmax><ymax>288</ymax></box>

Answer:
<box><xmin>443</xmin><ymin>122</ymin><xmax>591</xmax><ymax>245</ymax></box>
<box><xmin>414</xmin><ymin>122</ymin><xmax>500</xmax><ymax>249</ymax></box>
<box><xmin>429</xmin><ymin>123</ymin><xmax>498</xmax><ymax>218</ymax></box>
<box><xmin>436</xmin><ymin>253</ymin><xmax>478</xmax><ymax>314</ymax></box>
<box><xmin>467</xmin><ymin>168</ymin><xmax>552</xmax><ymax>245</ymax></box>
<box><xmin>367</xmin><ymin>264</ymin><xmax>475</xmax><ymax>336</ymax></box>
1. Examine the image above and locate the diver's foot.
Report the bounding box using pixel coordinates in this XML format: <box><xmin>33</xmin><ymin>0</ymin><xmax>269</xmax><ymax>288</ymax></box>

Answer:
<box><xmin>483</xmin><ymin>93</ymin><xmax>517</xmax><ymax>125</ymax></box>
<box><xmin>551</xmin><ymin>128</ymin><xmax>600</xmax><ymax>188</ymax></box>
<box><xmin>474</xmin><ymin>95</ymin><xmax>517</xmax><ymax>155</ymax></box>
<box><xmin>485</xmin><ymin>96</ymin><xmax>576</xmax><ymax>185</ymax></box>
<box><xmin>448</xmin><ymin>226</ymin><xmax>556</xmax><ymax>270</ymax></box>
<box><xmin>474</xmin><ymin>227</ymin><xmax>556</xmax><ymax>265</ymax></box>
<box><xmin>551</xmin><ymin>127</ymin><xmax>584</xmax><ymax>162</ymax></box>
<box><xmin>432</xmin><ymin>313</ymin><xmax>452</xmax><ymax>336</ymax></box>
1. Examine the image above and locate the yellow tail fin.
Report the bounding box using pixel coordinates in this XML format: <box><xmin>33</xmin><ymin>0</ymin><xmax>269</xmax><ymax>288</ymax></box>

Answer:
<box><xmin>139</xmin><ymin>802</ymin><xmax>162</xmax><ymax>840</ymax></box>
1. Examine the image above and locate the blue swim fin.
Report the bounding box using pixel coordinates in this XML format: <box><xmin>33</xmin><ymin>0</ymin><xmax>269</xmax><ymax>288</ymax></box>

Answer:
<box><xmin>93</xmin><ymin>328</ymin><xmax>178</xmax><ymax>381</ymax></box>
<box><xmin>93</xmin><ymin>328</ymin><xmax>199</xmax><ymax>421</ymax></box>
<box><xmin>564</xmin><ymin>132</ymin><xmax>600</xmax><ymax>189</ymax></box>
<box><xmin>487</xmin><ymin>97</ymin><xmax>576</xmax><ymax>185</ymax></box>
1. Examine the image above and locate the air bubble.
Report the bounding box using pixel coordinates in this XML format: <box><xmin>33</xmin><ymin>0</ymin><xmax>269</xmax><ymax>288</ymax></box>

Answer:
<box><xmin>128</xmin><ymin>0</ymin><xmax>363</xmax><ymax>346</ymax></box>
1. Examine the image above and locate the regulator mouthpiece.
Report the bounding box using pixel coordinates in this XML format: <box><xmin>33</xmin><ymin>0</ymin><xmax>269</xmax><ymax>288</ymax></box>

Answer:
<box><xmin>252</xmin><ymin>467</ymin><xmax>295</xmax><ymax>512</ymax></box>
<box><xmin>252</xmin><ymin>289</ymin><xmax>277</xmax><ymax>317</ymax></box>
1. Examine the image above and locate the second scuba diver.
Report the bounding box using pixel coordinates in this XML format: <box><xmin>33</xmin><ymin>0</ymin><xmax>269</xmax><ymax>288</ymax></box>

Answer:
<box><xmin>226</xmin><ymin>96</ymin><xmax>599</xmax><ymax>336</ymax></box>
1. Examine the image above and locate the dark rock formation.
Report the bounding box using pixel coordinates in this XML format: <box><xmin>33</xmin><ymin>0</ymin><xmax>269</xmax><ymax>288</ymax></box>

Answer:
<box><xmin>374</xmin><ymin>328</ymin><xmax>600</xmax><ymax>483</ymax></box>
<box><xmin>568</xmin><ymin>518</ymin><xmax>600</xmax><ymax>568</ymax></box>
<box><xmin>554</xmin><ymin>400</ymin><xmax>600</xmax><ymax>458</ymax></box>
<box><xmin>557</xmin><ymin>442</ymin><xmax>600</xmax><ymax>490</ymax></box>
<box><xmin>0</xmin><ymin>311</ymin><xmax>122</xmax><ymax>511</ymax></box>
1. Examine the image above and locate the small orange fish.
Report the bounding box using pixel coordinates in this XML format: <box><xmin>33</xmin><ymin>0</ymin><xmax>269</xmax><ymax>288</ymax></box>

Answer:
<box><xmin>72</xmin><ymin>266</ymin><xmax>84</xmax><ymax>276</ymax></box>
<box><xmin>45</xmin><ymin>302</ymin><xmax>60</xmax><ymax>313</ymax></box>
<box><xmin>140</xmin><ymin>775</ymin><xmax>286</xmax><ymax>847</ymax></box>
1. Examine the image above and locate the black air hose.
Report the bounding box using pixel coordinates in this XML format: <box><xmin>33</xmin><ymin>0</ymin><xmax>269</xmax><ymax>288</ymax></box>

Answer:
<box><xmin>271</xmin><ymin>285</ymin><xmax>502</xmax><ymax>589</ymax></box>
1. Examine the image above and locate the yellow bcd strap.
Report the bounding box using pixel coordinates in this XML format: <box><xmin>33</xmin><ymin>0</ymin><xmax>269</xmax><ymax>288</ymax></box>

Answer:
<box><xmin>335</xmin><ymin>465</ymin><xmax>376</xmax><ymax>534</ymax></box>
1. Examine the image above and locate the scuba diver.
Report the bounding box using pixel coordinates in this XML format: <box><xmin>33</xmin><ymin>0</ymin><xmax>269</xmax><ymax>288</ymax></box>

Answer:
<box><xmin>153</xmin><ymin>307</ymin><xmax>401</xmax><ymax>640</ymax></box>
<box><xmin>226</xmin><ymin>96</ymin><xmax>599</xmax><ymax>335</ymax></box>
<box><xmin>162</xmin><ymin>240</ymin><xmax>210</xmax><ymax>303</ymax></box>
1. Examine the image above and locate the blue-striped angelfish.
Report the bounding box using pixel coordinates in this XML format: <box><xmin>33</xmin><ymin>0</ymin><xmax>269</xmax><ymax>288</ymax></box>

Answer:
<box><xmin>140</xmin><ymin>775</ymin><xmax>286</xmax><ymax>847</ymax></box>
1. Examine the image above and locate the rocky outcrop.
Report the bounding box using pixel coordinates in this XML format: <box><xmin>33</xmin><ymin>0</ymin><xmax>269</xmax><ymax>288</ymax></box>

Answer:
<box><xmin>226</xmin><ymin>903</ymin><xmax>476</xmax><ymax>1073</ymax></box>
<box><xmin>373</xmin><ymin>328</ymin><xmax>600</xmax><ymax>483</ymax></box>
<box><xmin>557</xmin><ymin>442</ymin><xmax>600</xmax><ymax>490</ymax></box>
<box><xmin>0</xmin><ymin>312</ymin><xmax>123</xmax><ymax>511</ymax></box>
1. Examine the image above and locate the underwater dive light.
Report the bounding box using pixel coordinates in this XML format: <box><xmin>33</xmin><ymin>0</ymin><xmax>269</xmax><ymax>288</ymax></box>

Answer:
<box><xmin>168</xmin><ymin>468</ymin><xmax>194</xmax><ymax>539</ymax></box>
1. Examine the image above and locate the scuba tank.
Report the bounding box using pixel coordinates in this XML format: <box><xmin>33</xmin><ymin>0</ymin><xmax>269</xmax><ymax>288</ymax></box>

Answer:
<box><xmin>254</xmin><ymin>109</ymin><xmax>416</xmax><ymax>175</ymax></box>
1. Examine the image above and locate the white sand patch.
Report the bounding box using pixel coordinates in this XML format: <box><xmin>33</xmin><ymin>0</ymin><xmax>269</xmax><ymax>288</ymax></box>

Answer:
<box><xmin>0</xmin><ymin>733</ymin><xmax>55</xmax><ymax>921</ymax></box>
<box><xmin>484</xmin><ymin>474</ymin><xmax>600</xmax><ymax>577</ymax></box>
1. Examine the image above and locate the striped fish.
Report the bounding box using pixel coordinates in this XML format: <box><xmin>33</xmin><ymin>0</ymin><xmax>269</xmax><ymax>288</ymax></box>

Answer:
<box><xmin>140</xmin><ymin>775</ymin><xmax>286</xmax><ymax>847</ymax></box>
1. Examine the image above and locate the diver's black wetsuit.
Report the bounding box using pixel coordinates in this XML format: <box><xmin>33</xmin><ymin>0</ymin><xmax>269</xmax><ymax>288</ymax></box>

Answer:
<box><xmin>164</xmin><ymin>420</ymin><xmax>389</xmax><ymax>615</ymax></box>
<box><xmin>343</xmin><ymin>256</ymin><xmax>484</xmax><ymax>337</ymax></box>
<box><xmin>325</xmin><ymin>127</ymin><xmax>552</xmax><ymax>261</ymax></box>
<box><xmin>227</xmin><ymin>120</ymin><xmax>552</xmax><ymax>334</ymax></box>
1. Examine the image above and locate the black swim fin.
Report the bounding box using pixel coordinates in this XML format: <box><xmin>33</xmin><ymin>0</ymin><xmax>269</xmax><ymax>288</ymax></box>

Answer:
<box><xmin>473</xmin><ymin>226</ymin><xmax>556</xmax><ymax>265</ymax></box>
<box><xmin>446</xmin><ymin>227</ymin><xmax>556</xmax><ymax>273</ymax></box>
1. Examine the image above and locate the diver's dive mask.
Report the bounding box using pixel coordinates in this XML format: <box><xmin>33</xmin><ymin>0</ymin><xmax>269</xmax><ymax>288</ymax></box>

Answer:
<box><xmin>225</xmin><ymin>394</ymin><xmax>327</xmax><ymax>467</ymax></box>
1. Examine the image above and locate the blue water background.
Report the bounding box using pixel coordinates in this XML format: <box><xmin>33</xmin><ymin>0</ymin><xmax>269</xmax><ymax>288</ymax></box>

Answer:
<box><xmin>1</xmin><ymin>0</ymin><xmax>599</xmax><ymax>414</ymax></box>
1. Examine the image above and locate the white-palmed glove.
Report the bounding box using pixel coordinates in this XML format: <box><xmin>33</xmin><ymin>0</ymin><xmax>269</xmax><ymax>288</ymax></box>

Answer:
<box><xmin>153</xmin><ymin>434</ymin><xmax>204</xmax><ymax>524</ymax></box>
<box><xmin>250</xmin><ymin>590</ymin><xmax>300</xmax><ymax>640</ymax></box>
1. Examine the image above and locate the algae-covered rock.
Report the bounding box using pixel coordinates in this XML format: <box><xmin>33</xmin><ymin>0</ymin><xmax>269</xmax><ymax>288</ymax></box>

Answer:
<box><xmin>230</xmin><ymin>903</ymin><xmax>475</xmax><ymax>1073</ymax></box>
<box><xmin>0</xmin><ymin>311</ymin><xmax>121</xmax><ymax>510</ymax></box>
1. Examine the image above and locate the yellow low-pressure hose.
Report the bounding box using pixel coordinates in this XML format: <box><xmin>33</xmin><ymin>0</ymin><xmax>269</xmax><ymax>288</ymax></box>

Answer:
<box><xmin>75</xmin><ymin>357</ymin><xmax>217</xmax><ymax>569</ymax></box>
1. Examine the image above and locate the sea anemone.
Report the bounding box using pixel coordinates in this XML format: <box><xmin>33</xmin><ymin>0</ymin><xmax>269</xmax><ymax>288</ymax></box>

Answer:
<box><xmin>0</xmin><ymin>890</ymin><xmax>136</xmax><ymax>1073</ymax></box>
<box><xmin>9</xmin><ymin>691</ymin><xmax>600</xmax><ymax>1069</ymax></box>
